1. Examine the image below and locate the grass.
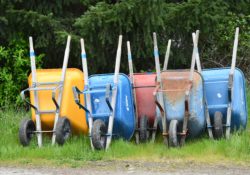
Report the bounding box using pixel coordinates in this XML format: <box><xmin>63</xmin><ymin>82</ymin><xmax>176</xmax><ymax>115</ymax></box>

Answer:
<box><xmin>0</xmin><ymin>91</ymin><xmax>250</xmax><ymax>167</ymax></box>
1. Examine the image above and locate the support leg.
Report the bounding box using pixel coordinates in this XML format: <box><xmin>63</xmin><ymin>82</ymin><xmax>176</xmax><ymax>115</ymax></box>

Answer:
<box><xmin>52</xmin><ymin>113</ymin><xmax>60</xmax><ymax>145</ymax></box>
<box><xmin>105</xmin><ymin>87</ymin><xmax>117</xmax><ymax>150</ymax></box>
<box><xmin>205</xmin><ymin>101</ymin><xmax>213</xmax><ymax>139</ymax></box>
<box><xmin>135</xmin><ymin>118</ymin><xmax>139</xmax><ymax>144</ymax></box>
<box><xmin>180</xmin><ymin>94</ymin><xmax>190</xmax><ymax>146</ymax></box>
<box><xmin>151</xmin><ymin>114</ymin><xmax>158</xmax><ymax>142</ymax></box>
<box><xmin>226</xmin><ymin>75</ymin><xmax>233</xmax><ymax>139</ymax></box>
<box><xmin>35</xmin><ymin>114</ymin><xmax>42</xmax><ymax>147</ymax></box>
<box><xmin>106</xmin><ymin>114</ymin><xmax>114</xmax><ymax>150</ymax></box>
<box><xmin>226</xmin><ymin>104</ymin><xmax>232</xmax><ymax>139</ymax></box>
<box><xmin>159</xmin><ymin>92</ymin><xmax>168</xmax><ymax>146</ymax></box>
<box><xmin>88</xmin><ymin>116</ymin><xmax>94</xmax><ymax>150</ymax></box>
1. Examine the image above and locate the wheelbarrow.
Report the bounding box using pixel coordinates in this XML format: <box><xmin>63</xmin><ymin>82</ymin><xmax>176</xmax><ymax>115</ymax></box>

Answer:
<box><xmin>19</xmin><ymin>36</ymin><xmax>75</xmax><ymax>147</ymax></box>
<box><xmin>193</xmin><ymin>27</ymin><xmax>247</xmax><ymax>139</ymax></box>
<box><xmin>153</xmin><ymin>32</ymin><xmax>206</xmax><ymax>147</ymax></box>
<box><xmin>126</xmin><ymin>40</ymin><xmax>171</xmax><ymax>143</ymax></box>
<box><xmin>73</xmin><ymin>35</ymin><xmax>135</xmax><ymax>150</ymax></box>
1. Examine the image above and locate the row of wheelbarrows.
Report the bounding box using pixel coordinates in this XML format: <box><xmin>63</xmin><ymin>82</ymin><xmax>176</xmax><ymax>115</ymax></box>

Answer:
<box><xmin>19</xmin><ymin>27</ymin><xmax>247</xmax><ymax>150</ymax></box>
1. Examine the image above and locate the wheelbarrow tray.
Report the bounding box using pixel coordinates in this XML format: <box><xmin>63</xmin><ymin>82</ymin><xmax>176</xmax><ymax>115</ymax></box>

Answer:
<box><xmin>202</xmin><ymin>67</ymin><xmax>247</xmax><ymax>130</ymax></box>
<box><xmin>28</xmin><ymin>68</ymin><xmax>88</xmax><ymax>134</ymax></box>
<box><xmin>158</xmin><ymin>70</ymin><xmax>206</xmax><ymax>138</ymax></box>
<box><xmin>133</xmin><ymin>73</ymin><xmax>156</xmax><ymax>127</ymax></box>
<box><xmin>88</xmin><ymin>73</ymin><xmax>135</xmax><ymax>140</ymax></box>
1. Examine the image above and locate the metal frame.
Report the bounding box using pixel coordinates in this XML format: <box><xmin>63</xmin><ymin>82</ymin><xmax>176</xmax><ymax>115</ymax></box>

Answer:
<box><xmin>73</xmin><ymin>35</ymin><xmax>123</xmax><ymax>150</ymax></box>
<box><xmin>193</xmin><ymin>28</ymin><xmax>239</xmax><ymax>139</ymax></box>
<box><xmin>21</xmin><ymin>35</ymin><xmax>71</xmax><ymax>147</ymax></box>
<box><xmin>153</xmin><ymin>32</ymin><xmax>196</xmax><ymax>146</ymax></box>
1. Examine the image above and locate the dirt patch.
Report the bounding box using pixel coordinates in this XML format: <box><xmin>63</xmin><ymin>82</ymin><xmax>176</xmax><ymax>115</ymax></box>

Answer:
<box><xmin>1</xmin><ymin>160</ymin><xmax>250</xmax><ymax>175</ymax></box>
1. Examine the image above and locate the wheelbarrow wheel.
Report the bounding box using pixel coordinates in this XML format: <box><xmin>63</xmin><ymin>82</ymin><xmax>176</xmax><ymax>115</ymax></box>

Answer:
<box><xmin>55</xmin><ymin>117</ymin><xmax>71</xmax><ymax>145</ymax></box>
<box><xmin>92</xmin><ymin>119</ymin><xmax>107</xmax><ymax>150</ymax></box>
<box><xmin>139</xmin><ymin>115</ymin><xmax>149</xmax><ymax>143</ymax></box>
<box><xmin>169</xmin><ymin>120</ymin><xmax>179</xmax><ymax>147</ymax></box>
<box><xmin>213</xmin><ymin>111</ymin><xmax>223</xmax><ymax>139</ymax></box>
<box><xmin>19</xmin><ymin>118</ymin><xmax>35</xmax><ymax>146</ymax></box>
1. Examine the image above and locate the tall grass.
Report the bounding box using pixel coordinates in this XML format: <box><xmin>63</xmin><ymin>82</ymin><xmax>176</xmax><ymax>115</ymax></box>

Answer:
<box><xmin>0</xmin><ymin>90</ymin><xmax>249</xmax><ymax>166</ymax></box>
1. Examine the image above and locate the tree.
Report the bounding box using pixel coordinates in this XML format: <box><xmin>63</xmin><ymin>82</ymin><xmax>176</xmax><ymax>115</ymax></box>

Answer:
<box><xmin>0</xmin><ymin>0</ymin><xmax>249</xmax><ymax>107</ymax></box>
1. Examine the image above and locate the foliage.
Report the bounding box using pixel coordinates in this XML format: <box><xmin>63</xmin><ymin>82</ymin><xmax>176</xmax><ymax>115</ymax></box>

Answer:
<box><xmin>1</xmin><ymin>0</ymin><xmax>249</xmax><ymax>71</ymax></box>
<box><xmin>0</xmin><ymin>0</ymin><xmax>249</xmax><ymax>107</ymax></box>
<box><xmin>214</xmin><ymin>12</ymin><xmax>250</xmax><ymax>79</ymax></box>
<box><xmin>0</xmin><ymin>37</ymin><xmax>43</xmax><ymax>108</ymax></box>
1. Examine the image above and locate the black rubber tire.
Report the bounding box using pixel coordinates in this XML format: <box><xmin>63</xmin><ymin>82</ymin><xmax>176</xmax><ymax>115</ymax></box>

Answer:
<box><xmin>19</xmin><ymin>118</ymin><xmax>35</xmax><ymax>146</ymax></box>
<box><xmin>139</xmin><ymin>115</ymin><xmax>149</xmax><ymax>143</ymax></box>
<box><xmin>55</xmin><ymin>117</ymin><xmax>71</xmax><ymax>145</ymax></box>
<box><xmin>91</xmin><ymin>119</ymin><xmax>107</xmax><ymax>150</ymax></box>
<box><xmin>213</xmin><ymin>111</ymin><xmax>223</xmax><ymax>139</ymax></box>
<box><xmin>169</xmin><ymin>120</ymin><xmax>179</xmax><ymax>147</ymax></box>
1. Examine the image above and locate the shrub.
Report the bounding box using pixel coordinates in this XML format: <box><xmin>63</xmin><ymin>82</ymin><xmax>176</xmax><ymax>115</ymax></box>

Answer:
<box><xmin>0</xmin><ymin>37</ymin><xmax>43</xmax><ymax>108</ymax></box>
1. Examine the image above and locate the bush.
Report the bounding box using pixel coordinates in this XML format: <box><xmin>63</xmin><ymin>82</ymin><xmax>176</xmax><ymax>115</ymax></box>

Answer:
<box><xmin>0</xmin><ymin>37</ymin><xmax>43</xmax><ymax>108</ymax></box>
<box><xmin>1</xmin><ymin>1</ymin><xmax>249</xmax><ymax>75</ymax></box>
<box><xmin>0</xmin><ymin>1</ymin><xmax>249</xmax><ymax>108</ymax></box>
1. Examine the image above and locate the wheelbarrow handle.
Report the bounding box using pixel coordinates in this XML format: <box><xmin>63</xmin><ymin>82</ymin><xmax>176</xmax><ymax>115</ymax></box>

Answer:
<box><xmin>184</xmin><ymin>81</ymin><xmax>193</xmax><ymax>97</ymax></box>
<box><xmin>163</xmin><ymin>39</ymin><xmax>171</xmax><ymax>71</ymax></box>
<box><xmin>105</xmin><ymin>84</ymin><xmax>113</xmax><ymax>113</ymax></box>
<box><xmin>72</xmin><ymin>86</ymin><xmax>90</xmax><ymax>113</ymax></box>
<box><xmin>20</xmin><ymin>88</ymin><xmax>38</xmax><ymax>111</ymax></box>
<box><xmin>51</xmin><ymin>84</ymin><xmax>63</xmax><ymax>112</ymax></box>
<box><xmin>228</xmin><ymin>74</ymin><xmax>233</xmax><ymax>102</ymax></box>
<box><xmin>153</xmin><ymin>84</ymin><xmax>160</xmax><ymax>96</ymax></box>
<box><xmin>230</xmin><ymin>27</ymin><xmax>239</xmax><ymax>75</ymax></box>
<box><xmin>153</xmin><ymin>84</ymin><xmax>165</xmax><ymax>118</ymax></box>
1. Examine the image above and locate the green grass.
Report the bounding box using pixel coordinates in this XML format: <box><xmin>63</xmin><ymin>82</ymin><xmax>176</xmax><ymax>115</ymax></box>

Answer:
<box><xmin>0</xmin><ymin>90</ymin><xmax>250</xmax><ymax>167</ymax></box>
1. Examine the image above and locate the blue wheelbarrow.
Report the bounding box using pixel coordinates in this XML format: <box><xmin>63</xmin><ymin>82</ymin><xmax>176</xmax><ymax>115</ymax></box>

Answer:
<box><xmin>193</xmin><ymin>28</ymin><xmax>247</xmax><ymax>139</ymax></box>
<box><xmin>73</xmin><ymin>35</ymin><xmax>135</xmax><ymax>150</ymax></box>
<box><xmin>153</xmin><ymin>32</ymin><xmax>206</xmax><ymax>147</ymax></box>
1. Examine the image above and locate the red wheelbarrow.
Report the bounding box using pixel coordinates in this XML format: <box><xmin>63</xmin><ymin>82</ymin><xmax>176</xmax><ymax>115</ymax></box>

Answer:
<box><xmin>126</xmin><ymin>40</ymin><xmax>171</xmax><ymax>143</ymax></box>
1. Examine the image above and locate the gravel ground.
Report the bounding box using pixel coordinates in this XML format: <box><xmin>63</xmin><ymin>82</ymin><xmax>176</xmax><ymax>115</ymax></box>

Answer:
<box><xmin>1</xmin><ymin>160</ymin><xmax>250</xmax><ymax>175</ymax></box>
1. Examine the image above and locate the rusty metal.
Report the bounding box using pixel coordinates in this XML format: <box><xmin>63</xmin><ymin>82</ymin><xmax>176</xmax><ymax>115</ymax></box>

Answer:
<box><xmin>153</xmin><ymin>32</ymin><xmax>205</xmax><ymax>147</ymax></box>
<box><xmin>162</xmin><ymin>132</ymin><xmax>169</xmax><ymax>136</ymax></box>
<box><xmin>134</xmin><ymin>85</ymin><xmax>155</xmax><ymax>89</ymax></box>
<box><xmin>154</xmin><ymin>95</ymin><xmax>165</xmax><ymax>128</ymax></box>
<box><xmin>154</xmin><ymin>69</ymin><xmax>204</xmax><ymax>146</ymax></box>
<box><xmin>178</xmin><ymin>131</ymin><xmax>188</xmax><ymax>136</ymax></box>
<box><xmin>159</xmin><ymin>71</ymin><xmax>201</xmax><ymax>106</ymax></box>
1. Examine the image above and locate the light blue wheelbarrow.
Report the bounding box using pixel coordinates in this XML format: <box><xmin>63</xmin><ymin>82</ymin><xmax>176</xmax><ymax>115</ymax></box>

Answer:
<box><xmin>153</xmin><ymin>33</ymin><xmax>206</xmax><ymax>147</ymax></box>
